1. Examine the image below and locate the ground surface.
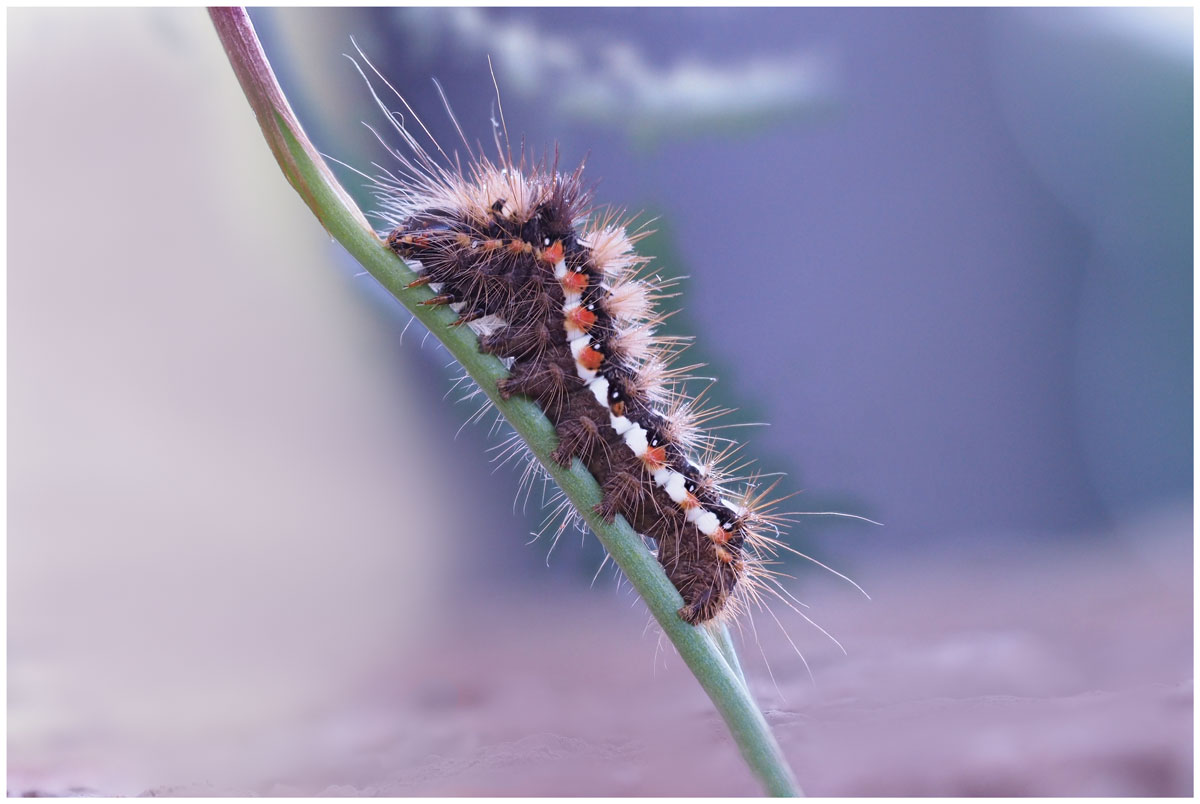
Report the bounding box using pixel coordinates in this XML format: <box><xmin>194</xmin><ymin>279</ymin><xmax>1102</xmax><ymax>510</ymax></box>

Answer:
<box><xmin>9</xmin><ymin>528</ymin><xmax>1192</xmax><ymax>797</ymax></box>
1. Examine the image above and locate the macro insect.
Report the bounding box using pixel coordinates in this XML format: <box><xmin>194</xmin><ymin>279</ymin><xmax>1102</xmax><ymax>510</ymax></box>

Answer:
<box><xmin>347</xmin><ymin>50</ymin><xmax>863</xmax><ymax>632</ymax></box>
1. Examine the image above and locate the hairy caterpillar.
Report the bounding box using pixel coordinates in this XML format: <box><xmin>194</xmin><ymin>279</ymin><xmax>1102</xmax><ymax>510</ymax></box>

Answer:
<box><xmin>350</xmin><ymin>53</ymin><xmax>847</xmax><ymax>628</ymax></box>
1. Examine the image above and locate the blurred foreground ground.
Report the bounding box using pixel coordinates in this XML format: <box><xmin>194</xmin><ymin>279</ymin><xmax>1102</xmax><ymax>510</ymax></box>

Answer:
<box><xmin>10</xmin><ymin>512</ymin><xmax>1191</xmax><ymax>797</ymax></box>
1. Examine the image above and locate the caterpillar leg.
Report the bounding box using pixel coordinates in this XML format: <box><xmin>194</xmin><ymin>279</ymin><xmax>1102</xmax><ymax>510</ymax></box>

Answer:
<box><xmin>595</xmin><ymin>470</ymin><xmax>646</xmax><ymax>523</ymax></box>
<box><xmin>551</xmin><ymin>416</ymin><xmax>604</xmax><ymax>467</ymax></box>
<box><xmin>497</xmin><ymin>359</ymin><xmax>570</xmax><ymax>409</ymax></box>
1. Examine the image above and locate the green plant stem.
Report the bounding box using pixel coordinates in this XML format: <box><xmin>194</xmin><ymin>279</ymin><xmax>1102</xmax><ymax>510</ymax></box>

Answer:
<box><xmin>209</xmin><ymin>7</ymin><xmax>800</xmax><ymax>797</ymax></box>
<box><xmin>716</xmin><ymin>622</ymin><xmax>750</xmax><ymax>689</ymax></box>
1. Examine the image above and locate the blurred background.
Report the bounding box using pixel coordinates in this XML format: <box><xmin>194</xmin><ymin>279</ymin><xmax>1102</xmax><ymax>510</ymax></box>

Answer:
<box><xmin>8</xmin><ymin>7</ymin><xmax>1192</xmax><ymax>796</ymax></box>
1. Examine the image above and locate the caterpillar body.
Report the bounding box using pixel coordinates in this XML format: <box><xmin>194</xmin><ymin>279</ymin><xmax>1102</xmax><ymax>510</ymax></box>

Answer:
<box><xmin>359</xmin><ymin>62</ymin><xmax>801</xmax><ymax>627</ymax></box>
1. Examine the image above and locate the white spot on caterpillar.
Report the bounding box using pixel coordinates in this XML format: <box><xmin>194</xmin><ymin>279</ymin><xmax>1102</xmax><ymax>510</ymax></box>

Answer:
<box><xmin>609</xmin><ymin>414</ymin><xmax>634</xmax><ymax>436</ymax></box>
<box><xmin>664</xmin><ymin>472</ymin><xmax>687</xmax><ymax>504</ymax></box>
<box><xmin>569</xmin><ymin>335</ymin><xmax>592</xmax><ymax>360</ymax></box>
<box><xmin>695</xmin><ymin>511</ymin><xmax>719</xmax><ymax>535</ymax></box>
<box><xmin>588</xmin><ymin>377</ymin><xmax>610</xmax><ymax>407</ymax></box>
<box><xmin>623</xmin><ymin>424</ymin><xmax>648</xmax><ymax>457</ymax></box>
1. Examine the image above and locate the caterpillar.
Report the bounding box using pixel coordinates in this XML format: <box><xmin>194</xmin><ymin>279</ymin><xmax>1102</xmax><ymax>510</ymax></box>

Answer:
<box><xmin>350</xmin><ymin>54</ymin><xmax>836</xmax><ymax>628</ymax></box>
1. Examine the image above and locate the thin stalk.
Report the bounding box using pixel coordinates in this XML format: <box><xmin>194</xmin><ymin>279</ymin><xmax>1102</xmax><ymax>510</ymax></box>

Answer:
<box><xmin>716</xmin><ymin>622</ymin><xmax>750</xmax><ymax>689</ymax></box>
<box><xmin>209</xmin><ymin>7</ymin><xmax>800</xmax><ymax>796</ymax></box>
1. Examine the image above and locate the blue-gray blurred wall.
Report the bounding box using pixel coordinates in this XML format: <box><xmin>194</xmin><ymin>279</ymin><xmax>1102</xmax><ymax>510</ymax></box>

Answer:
<box><xmin>256</xmin><ymin>7</ymin><xmax>1192</xmax><ymax>569</ymax></box>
